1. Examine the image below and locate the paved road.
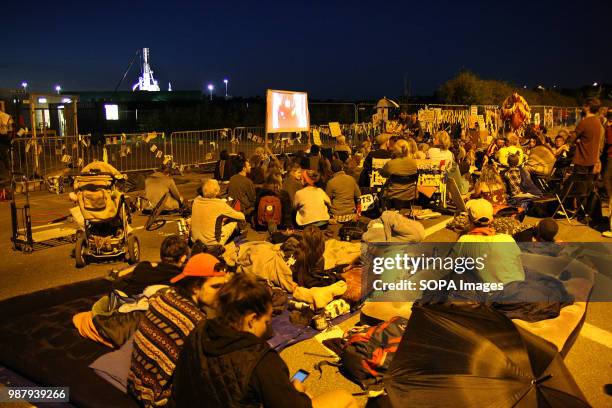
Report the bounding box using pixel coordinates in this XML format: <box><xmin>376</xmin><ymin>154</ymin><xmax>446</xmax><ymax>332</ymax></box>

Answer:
<box><xmin>0</xmin><ymin>172</ymin><xmax>610</xmax><ymax>407</ymax></box>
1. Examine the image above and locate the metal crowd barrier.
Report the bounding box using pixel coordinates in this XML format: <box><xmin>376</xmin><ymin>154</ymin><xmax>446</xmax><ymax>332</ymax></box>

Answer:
<box><xmin>232</xmin><ymin>127</ymin><xmax>266</xmax><ymax>158</ymax></box>
<box><xmin>10</xmin><ymin>135</ymin><xmax>89</xmax><ymax>180</ymax></box>
<box><xmin>90</xmin><ymin>132</ymin><xmax>170</xmax><ymax>173</ymax></box>
<box><xmin>169</xmin><ymin>128</ymin><xmax>231</xmax><ymax>167</ymax></box>
<box><xmin>10</xmin><ymin>107</ymin><xmax>580</xmax><ymax>179</ymax></box>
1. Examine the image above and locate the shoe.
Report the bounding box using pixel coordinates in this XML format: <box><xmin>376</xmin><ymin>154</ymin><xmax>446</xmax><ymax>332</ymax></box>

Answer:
<box><xmin>324</xmin><ymin>299</ymin><xmax>351</xmax><ymax>320</ymax></box>
<box><xmin>602</xmin><ymin>231</ymin><xmax>612</xmax><ymax>238</ymax></box>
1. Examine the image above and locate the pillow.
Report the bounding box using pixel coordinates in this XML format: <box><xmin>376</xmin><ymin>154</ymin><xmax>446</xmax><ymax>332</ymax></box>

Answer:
<box><xmin>89</xmin><ymin>335</ymin><xmax>134</xmax><ymax>393</ymax></box>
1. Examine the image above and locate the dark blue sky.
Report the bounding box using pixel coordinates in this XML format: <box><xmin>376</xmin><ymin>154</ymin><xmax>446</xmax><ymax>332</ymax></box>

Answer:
<box><xmin>2</xmin><ymin>0</ymin><xmax>610</xmax><ymax>99</ymax></box>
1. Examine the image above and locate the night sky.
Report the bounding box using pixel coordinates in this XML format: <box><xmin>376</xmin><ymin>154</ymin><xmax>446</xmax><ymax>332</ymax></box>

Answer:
<box><xmin>2</xmin><ymin>0</ymin><xmax>611</xmax><ymax>99</ymax></box>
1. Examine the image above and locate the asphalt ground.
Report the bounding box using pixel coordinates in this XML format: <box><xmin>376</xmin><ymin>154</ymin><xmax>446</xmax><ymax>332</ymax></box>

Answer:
<box><xmin>0</xmin><ymin>171</ymin><xmax>610</xmax><ymax>407</ymax></box>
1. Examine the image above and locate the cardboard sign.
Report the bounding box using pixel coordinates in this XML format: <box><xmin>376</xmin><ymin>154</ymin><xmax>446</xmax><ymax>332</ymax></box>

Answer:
<box><xmin>145</xmin><ymin>132</ymin><xmax>157</xmax><ymax>143</ymax></box>
<box><xmin>470</xmin><ymin>106</ymin><xmax>478</xmax><ymax>116</ymax></box>
<box><xmin>312</xmin><ymin>128</ymin><xmax>322</xmax><ymax>146</ymax></box>
<box><xmin>370</xmin><ymin>157</ymin><xmax>391</xmax><ymax>187</ymax></box>
<box><xmin>329</xmin><ymin>122</ymin><xmax>342</xmax><ymax>137</ymax></box>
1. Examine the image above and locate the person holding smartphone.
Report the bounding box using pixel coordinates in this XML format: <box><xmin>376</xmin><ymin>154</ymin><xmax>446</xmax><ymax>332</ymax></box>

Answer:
<box><xmin>169</xmin><ymin>274</ymin><xmax>357</xmax><ymax>408</ymax></box>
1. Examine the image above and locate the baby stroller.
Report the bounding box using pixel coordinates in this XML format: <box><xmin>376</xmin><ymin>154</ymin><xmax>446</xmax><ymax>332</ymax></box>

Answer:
<box><xmin>73</xmin><ymin>167</ymin><xmax>140</xmax><ymax>268</ymax></box>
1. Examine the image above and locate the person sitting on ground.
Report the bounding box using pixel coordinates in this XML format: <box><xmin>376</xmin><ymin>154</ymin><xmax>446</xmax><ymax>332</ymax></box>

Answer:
<box><xmin>472</xmin><ymin>164</ymin><xmax>508</xmax><ymax>211</ymax></box>
<box><xmin>334</xmin><ymin>135</ymin><xmax>352</xmax><ymax>158</ymax></box>
<box><xmin>533</xmin><ymin>218</ymin><xmax>560</xmax><ymax>242</ymax></box>
<box><xmin>454</xmin><ymin>198</ymin><xmax>525</xmax><ymax>284</ymax></box>
<box><xmin>308</xmin><ymin>144</ymin><xmax>322</xmax><ymax>171</ymax></box>
<box><xmin>253</xmin><ymin>173</ymin><xmax>293</xmax><ymax>231</ymax></box>
<box><xmin>345</xmin><ymin>154</ymin><xmax>363</xmax><ymax>183</ymax></box>
<box><xmin>427</xmin><ymin>130</ymin><xmax>454</xmax><ymax>167</ymax></box>
<box><xmin>292</xmin><ymin>225</ymin><xmax>332</xmax><ymax>288</ymax></box>
<box><xmin>191</xmin><ymin>179</ymin><xmax>246</xmax><ymax>246</ymax></box>
<box><xmin>249</xmin><ymin>152</ymin><xmax>267</xmax><ymax>185</ymax></box>
<box><xmin>228</xmin><ymin>156</ymin><xmax>256</xmax><ymax>216</ymax></box>
<box><xmin>504</xmin><ymin>153</ymin><xmax>528</xmax><ymax>198</ymax></box>
<box><xmin>524</xmin><ymin>133</ymin><xmax>556</xmax><ymax>178</ymax></box>
<box><xmin>316</xmin><ymin>156</ymin><xmax>332</xmax><ymax>188</ymax></box>
<box><xmin>380</xmin><ymin>139</ymin><xmax>418</xmax><ymax>207</ymax></box>
<box><xmin>214</xmin><ymin>150</ymin><xmax>234</xmax><ymax>182</ymax></box>
<box><xmin>416</xmin><ymin>142</ymin><xmax>428</xmax><ymax>160</ymax></box>
<box><xmin>144</xmin><ymin>165</ymin><xmax>183</xmax><ymax>212</ymax></box>
<box><xmin>282</xmin><ymin>161</ymin><xmax>303</xmax><ymax>206</ymax></box>
<box><xmin>294</xmin><ymin>170</ymin><xmax>331</xmax><ymax>228</ymax></box>
<box><xmin>497</xmin><ymin>132</ymin><xmax>525</xmax><ymax>166</ymax></box>
<box><xmin>360</xmin><ymin>140</ymin><xmax>372</xmax><ymax>159</ymax></box>
<box><xmin>405</xmin><ymin>137</ymin><xmax>419</xmax><ymax>160</ymax></box>
<box><xmin>325</xmin><ymin>159</ymin><xmax>361</xmax><ymax>221</ymax></box>
<box><xmin>358</xmin><ymin>133</ymin><xmax>393</xmax><ymax>188</ymax></box>
<box><xmin>486</xmin><ymin>136</ymin><xmax>506</xmax><ymax>160</ymax></box>
<box><xmin>170</xmin><ymin>274</ymin><xmax>358</xmax><ymax>408</ymax></box>
<box><xmin>113</xmin><ymin>235</ymin><xmax>189</xmax><ymax>296</ymax></box>
<box><xmin>128</xmin><ymin>253</ymin><xmax>227</xmax><ymax>408</ymax></box>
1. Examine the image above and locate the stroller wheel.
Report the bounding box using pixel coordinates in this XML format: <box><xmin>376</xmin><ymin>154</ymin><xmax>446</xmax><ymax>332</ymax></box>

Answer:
<box><xmin>75</xmin><ymin>234</ymin><xmax>88</xmax><ymax>268</ymax></box>
<box><xmin>126</xmin><ymin>235</ymin><xmax>141</xmax><ymax>264</ymax></box>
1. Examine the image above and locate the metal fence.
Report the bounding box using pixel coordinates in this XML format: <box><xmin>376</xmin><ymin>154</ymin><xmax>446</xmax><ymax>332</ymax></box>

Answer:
<box><xmin>81</xmin><ymin>132</ymin><xmax>170</xmax><ymax>173</ymax></box>
<box><xmin>169</xmin><ymin>129</ymin><xmax>232</xmax><ymax>168</ymax></box>
<box><xmin>9</xmin><ymin>104</ymin><xmax>581</xmax><ymax>179</ymax></box>
<box><xmin>10</xmin><ymin>135</ymin><xmax>88</xmax><ymax>179</ymax></box>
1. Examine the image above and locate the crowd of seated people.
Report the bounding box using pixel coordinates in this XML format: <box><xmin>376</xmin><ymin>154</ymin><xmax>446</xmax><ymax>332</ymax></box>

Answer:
<box><xmin>59</xmin><ymin>99</ymin><xmax>612</xmax><ymax>408</ymax></box>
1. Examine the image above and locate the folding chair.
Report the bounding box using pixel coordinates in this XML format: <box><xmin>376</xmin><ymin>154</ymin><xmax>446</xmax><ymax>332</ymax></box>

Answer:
<box><xmin>379</xmin><ymin>173</ymin><xmax>419</xmax><ymax>216</ymax></box>
<box><xmin>553</xmin><ymin>167</ymin><xmax>597</xmax><ymax>225</ymax></box>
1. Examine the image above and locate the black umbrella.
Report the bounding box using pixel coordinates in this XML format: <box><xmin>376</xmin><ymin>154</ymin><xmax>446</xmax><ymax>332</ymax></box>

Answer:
<box><xmin>383</xmin><ymin>303</ymin><xmax>590</xmax><ymax>408</ymax></box>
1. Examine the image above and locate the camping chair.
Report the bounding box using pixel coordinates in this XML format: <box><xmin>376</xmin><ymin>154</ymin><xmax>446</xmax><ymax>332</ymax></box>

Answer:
<box><xmin>379</xmin><ymin>173</ymin><xmax>419</xmax><ymax>215</ymax></box>
<box><xmin>552</xmin><ymin>167</ymin><xmax>597</xmax><ymax>225</ymax></box>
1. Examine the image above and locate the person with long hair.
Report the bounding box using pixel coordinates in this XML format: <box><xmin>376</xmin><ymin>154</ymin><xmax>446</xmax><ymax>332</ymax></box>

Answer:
<box><xmin>292</xmin><ymin>225</ymin><xmax>330</xmax><ymax>288</ymax></box>
<box><xmin>317</xmin><ymin>157</ymin><xmax>334</xmax><ymax>188</ymax></box>
<box><xmin>427</xmin><ymin>130</ymin><xmax>454</xmax><ymax>166</ymax></box>
<box><xmin>380</xmin><ymin>139</ymin><xmax>418</xmax><ymax>205</ymax></box>
<box><xmin>170</xmin><ymin>274</ymin><xmax>358</xmax><ymax>408</ymax></box>
<box><xmin>473</xmin><ymin>164</ymin><xmax>507</xmax><ymax>210</ymax></box>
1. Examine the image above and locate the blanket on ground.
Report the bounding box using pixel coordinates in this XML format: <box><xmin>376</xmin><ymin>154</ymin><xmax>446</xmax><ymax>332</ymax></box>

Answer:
<box><xmin>323</xmin><ymin>240</ymin><xmax>361</xmax><ymax>270</ymax></box>
<box><xmin>236</xmin><ymin>241</ymin><xmax>296</xmax><ymax>292</ymax></box>
<box><xmin>0</xmin><ymin>278</ymin><xmax>138</xmax><ymax>408</ymax></box>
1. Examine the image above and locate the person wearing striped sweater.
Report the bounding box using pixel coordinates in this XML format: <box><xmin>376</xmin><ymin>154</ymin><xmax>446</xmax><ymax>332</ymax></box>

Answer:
<box><xmin>128</xmin><ymin>253</ymin><xmax>227</xmax><ymax>407</ymax></box>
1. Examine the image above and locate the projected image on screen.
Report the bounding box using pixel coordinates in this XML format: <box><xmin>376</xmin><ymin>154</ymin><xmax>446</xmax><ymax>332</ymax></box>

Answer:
<box><xmin>266</xmin><ymin>90</ymin><xmax>309</xmax><ymax>133</ymax></box>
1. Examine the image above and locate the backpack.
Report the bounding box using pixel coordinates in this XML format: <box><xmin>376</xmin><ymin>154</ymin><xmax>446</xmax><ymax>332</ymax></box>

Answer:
<box><xmin>257</xmin><ymin>195</ymin><xmax>282</xmax><ymax>227</ymax></box>
<box><xmin>339</xmin><ymin>220</ymin><xmax>368</xmax><ymax>241</ymax></box>
<box><xmin>339</xmin><ymin>316</ymin><xmax>408</xmax><ymax>389</ymax></box>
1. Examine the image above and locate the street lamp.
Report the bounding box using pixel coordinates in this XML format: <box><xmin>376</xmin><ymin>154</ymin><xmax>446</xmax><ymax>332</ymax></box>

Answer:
<box><xmin>207</xmin><ymin>84</ymin><xmax>214</xmax><ymax>101</ymax></box>
<box><xmin>21</xmin><ymin>82</ymin><xmax>28</xmax><ymax>92</ymax></box>
<box><xmin>593</xmin><ymin>82</ymin><xmax>598</xmax><ymax>87</ymax></box>
<box><xmin>55</xmin><ymin>85</ymin><xmax>61</xmax><ymax>94</ymax></box>
<box><xmin>223</xmin><ymin>78</ymin><xmax>229</xmax><ymax>97</ymax></box>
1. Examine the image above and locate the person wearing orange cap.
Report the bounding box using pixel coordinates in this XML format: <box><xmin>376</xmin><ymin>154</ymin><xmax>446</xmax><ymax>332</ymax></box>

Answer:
<box><xmin>128</xmin><ymin>253</ymin><xmax>228</xmax><ymax>407</ymax></box>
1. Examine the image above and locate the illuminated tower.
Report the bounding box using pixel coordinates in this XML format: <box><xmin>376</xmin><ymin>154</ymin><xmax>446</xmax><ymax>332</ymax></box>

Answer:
<box><xmin>132</xmin><ymin>48</ymin><xmax>160</xmax><ymax>91</ymax></box>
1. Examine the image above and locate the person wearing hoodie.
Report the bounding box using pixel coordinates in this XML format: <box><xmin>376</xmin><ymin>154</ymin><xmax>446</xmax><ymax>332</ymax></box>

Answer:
<box><xmin>170</xmin><ymin>274</ymin><xmax>357</xmax><ymax>408</ymax></box>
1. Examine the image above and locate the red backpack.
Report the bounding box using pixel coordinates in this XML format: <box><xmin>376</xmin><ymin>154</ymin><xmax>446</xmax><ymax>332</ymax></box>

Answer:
<box><xmin>257</xmin><ymin>195</ymin><xmax>282</xmax><ymax>227</ymax></box>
